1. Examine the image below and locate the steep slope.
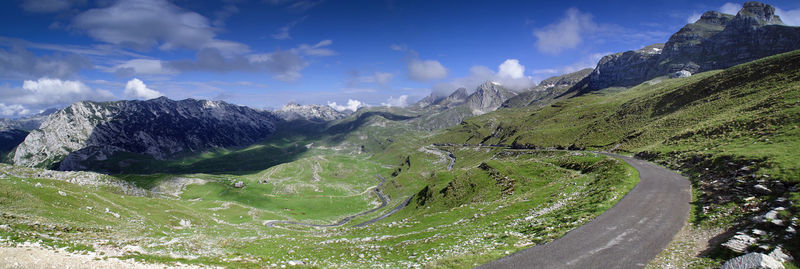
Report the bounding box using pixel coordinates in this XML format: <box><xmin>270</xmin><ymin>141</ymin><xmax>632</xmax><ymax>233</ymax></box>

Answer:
<box><xmin>12</xmin><ymin>97</ymin><xmax>281</xmax><ymax>170</ymax></box>
<box><xmin>572</xmin><ymin>2</ymin><xmax>800</xmax><ymax>93</ymax></box>
<box><xmin>274</xmin><ymin>102</ymin><xmax>347</xmax><ymax>122</ymax></box>
<box><xmin>502</xmin><ymin>68</ymin><xmax>592</xmax><ymax>108</ymax></box>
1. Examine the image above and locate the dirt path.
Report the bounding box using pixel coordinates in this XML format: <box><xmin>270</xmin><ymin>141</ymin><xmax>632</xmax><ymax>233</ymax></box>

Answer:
<box><xmin>0</xmin><ymin>245</ymin><xmax>199</xmax><ymax>269</ymax></box>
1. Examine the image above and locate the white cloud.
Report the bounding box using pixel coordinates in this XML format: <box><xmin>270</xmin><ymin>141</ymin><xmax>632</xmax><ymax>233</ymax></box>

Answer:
<box><xmin>534</xmin><ymin>8</ymin><xmax>598</xmax><ymax>55</ymax></box>
<box><xmin>292</xmin><ymin>39</ymin><xmax>336</xmax><ymax>56</ymax></box>
<box><xmin>390</xmin><ymin>44</ymin><xmax>408</xmax><ymax>51</ymax></box>
<box><xmin>531</xmin><ymin>52</ymin><xmax>607</xmax><ymax>80</ymax></box>
<box><xmin>72</xmin><ymin>0</ymin><xmax>249</xmax><ymax>55</ymax></box>
<box><xmin>407</xmin><ymin>58</ymin><xmax>447</xmax><ymax>82</ymax></box>
<box><xmin>166</xmin><ymin>39</ymin><xmax>333</xmax><ymax>81</ymax></box>
<box><xmin>327</xmin><ymin>99</ymin><xmax>364</xmax><ymax>112</ymax></box>
<box><xmin>0</xmin><ymin>103</ymin><xmax>30</xmax><ymax>117</ymax></box>
<box><xmin>0</xmin><ymin>46</ymin><xmax>90</xmax><ymax>80</ymax></box>
<box><xmin>719</xmin><ymin>3</ymin><xmax>742</xmax><ymax>15</ymax></box>
<box><xmin>432</xmin><ymin>59</ymin><xmax>535</xmax><ymax>96</ymax></box>
<box><xmin>272</xmin><ymin>16</ymin><xmax>306</xmax><ymax>40</ymax></box>
<box><xmin>776</xmin><ymin>7</ymin><xmax>800</xmax><ymax>26</ymax></box>
<box><xmin>349</xmin><ymin>71</ymin><xmax>394</xmax><ymax>87</ymax></box>
<box><xmin>111</xmin><ymin>59</ymin><xmax>177</xmax><ymax>76</ymax></box>
<box><xmin>124</xmin><ymin>78</ymin><xmax>162</xmax><ymax>100</ymax></box>
<box><xmin>381</xmin><ymin>95</ymin><xmax>408</xmax><ymax>107</ymax></box>
<box><xmin>497</xmin><ymin>59</ymin><xmax>525</xmax><ymax>79</ymax></box>
<box><xmin>0</xmin><ymin>78</ymin><xmax>115</xmax><ymax>107</ymax></box>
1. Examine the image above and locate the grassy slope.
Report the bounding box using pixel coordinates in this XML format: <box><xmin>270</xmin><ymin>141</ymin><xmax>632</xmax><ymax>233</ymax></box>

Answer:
<box><xmin>0</xmin><ymin>149</ymin><xmax>637</xmax><ymax>268</ymax></box>
<box><xmin>438</xmin><ymin>49</ymin><xmax>800</xmax><ymax>264</ymax></box>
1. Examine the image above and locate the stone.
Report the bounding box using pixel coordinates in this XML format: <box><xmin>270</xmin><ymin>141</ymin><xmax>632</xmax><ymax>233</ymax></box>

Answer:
<box><xmin>34</xmin><ymin>182</ymin><xmax>41</xmax><ymax>188</ymax></box>
<box><xmin>723</xmin><ymin>233</ymin><xmax>757</xmax><ymax>253</ymax></box>
<box><xmin>670</xmin><ymin>70</ymin><xmax>692</xmax><ymax>78</ymax></box>
<box><xmin>720</xmin><ymin>252</ymin><xmax>784</xmax><ymax>269</ymax></box>
<box><xmin>58</xmin><ymin>190</ymin><xmax>67</xmax><ymax>196</ymax></box>
<box><xmin>751</xmin><ymin>229</ymin><xmax>766</xmax><ymax>236</ymax></box>
<box><xmin>754</xmin><ymin>184</ymin><xmax>772</xmax><ymax>194</ymax></box>
<box><xmin>769</xmin><ymin>247</ymin><xmax>793</xmax><ymax>263</ymax></box>
<box><xmin>233</xmin><ymin>181</ymin><xmax>244</xmax><ymax>188</ymax></box>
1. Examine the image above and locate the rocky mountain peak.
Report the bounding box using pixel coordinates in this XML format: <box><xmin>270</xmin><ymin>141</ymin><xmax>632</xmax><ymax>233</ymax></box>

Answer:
<box><xmin>467</xmin><ymin>81</ymin><xmax>517</xmax><ymax>115</ymax></box>
<box><xmin>571</xmin><ymin>1</ymin><xmax>800</xmax><ymax>94</ymax></box>
<box><xmin>737</xmin><ymin>2</ymin><xmax>783</xmax><ymax>25</ymax></box>
<box><xmin>698</xmin><ymin>11</ymin><xmax>735</xmax><ymax>25</ymax></box>
<box><xmin>12</xmin><ymin>97</ymin><xmax>282</xmax><ymax>170</ymax></box>
<box><xmin>275</xmin><ymin>102</ymin><xmax>346</xmax><ymax>122</ymax></box>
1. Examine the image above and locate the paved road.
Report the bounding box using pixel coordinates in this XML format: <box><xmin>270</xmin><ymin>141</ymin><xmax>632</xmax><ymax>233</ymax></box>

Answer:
<box><xmin>479</xmin><ymin>153</ymin><xmax>691</xmax><ymax>269</ymax></box>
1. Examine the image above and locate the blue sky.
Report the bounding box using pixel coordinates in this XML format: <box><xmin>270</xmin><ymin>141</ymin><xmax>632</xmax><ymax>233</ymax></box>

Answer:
<box><xmin>1</xmin><ymin>0</ymin><xmax>799</xmax><ymax>116</ymax></box>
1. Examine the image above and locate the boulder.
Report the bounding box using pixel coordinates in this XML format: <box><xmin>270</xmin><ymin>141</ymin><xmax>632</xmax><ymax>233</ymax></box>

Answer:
<box><xmin>754</xmin><ymin>184</ymin><xmax>772</xmax><ymax>194</ymax></box>
<box><xmin>233</xmin><ymin>181</ymin><xmax>244</xmax><ymax>188</ymax></box>
<box><xmin>721</xmin><ymin>252</ymin><xmax>784</xmax><ymax>269</ymax></box>
<box><xmin>670</xmin><ymin>70</ymin><xmax>692</xmax><ymax>78</ymax></box>
<box><xmin>723</xmin><ymin>233</ymin><xmax>757</xmax><ymax>253</ymax></box>
<box><xmin>769</xmin><ymin>247</ymin><xmax>793</xmax><ymax>263</ymax></box>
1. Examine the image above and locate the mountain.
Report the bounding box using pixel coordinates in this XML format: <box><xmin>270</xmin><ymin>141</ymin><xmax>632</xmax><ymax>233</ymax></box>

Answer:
<box><xmin>412</xmin><ymin>82</ymin><xmax>517</xmax><ymax>129</ymax></box>
<box><xmin>0</xmin><ymin>108</ymin><xmax>58</xmax><ymax>132</ymax></box>
<box><xmin>502</xmin><ymin>68</ymin><xmax>593</xmax><ymax>108</ymax></box>
<box><xmin>414</xmin><ymin>87</ymin><xmax>470</xmax><ymax>109</ymax></box>
<box><xmin>12</xmin><ymin>97</ymin><xmax>281</xmax><ymax>170</ymax></box>
<box><xmin>274</xmin><ymin>102</ymin><xmax>347</xmax><ymax>122</ymax></box>
<box><xmin>572</xmin><ymin>1</ymin><xmax>800</xmax><ymax>93</ymax></box>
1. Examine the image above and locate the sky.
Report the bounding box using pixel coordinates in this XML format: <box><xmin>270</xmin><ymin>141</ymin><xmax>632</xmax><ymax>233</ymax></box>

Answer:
<box><xmin>1</xmin><ymin>0</ymin><xmax>799</xmax><ymax>117</ymax></box>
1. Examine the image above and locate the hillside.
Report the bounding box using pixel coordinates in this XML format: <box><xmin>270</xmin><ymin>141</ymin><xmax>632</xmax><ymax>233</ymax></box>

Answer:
<box><xmin>571</xmin><ymin>2</ymin><xmax>800</xmax><ymax>93</ymax></box>
<box><xmin>11</xmin><ymin>97</ymin><xmax>282</xmax><ymax>171</ymax></box>
<box><xmin>439</xmin><ymin>49</ymin><xmax>800</xmax><ymax>265</ymax></box>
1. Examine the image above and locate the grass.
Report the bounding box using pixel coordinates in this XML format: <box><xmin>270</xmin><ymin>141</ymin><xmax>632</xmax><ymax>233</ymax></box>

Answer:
<box><xmin>0</xmin><ymin>147</ymin><xmax>638</xmax><ymax>268</ymax></box>
<box><xmin>439</xmin><ymin>49</ymin><xmax>800</xmax><ymax>263</ymax></box>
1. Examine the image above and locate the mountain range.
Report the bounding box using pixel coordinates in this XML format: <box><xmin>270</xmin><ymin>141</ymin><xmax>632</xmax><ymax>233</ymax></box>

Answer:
<box><xmin>3</xmin><ymin>1</ymin><xmax>800</xmax><ymax>172</ymax></box>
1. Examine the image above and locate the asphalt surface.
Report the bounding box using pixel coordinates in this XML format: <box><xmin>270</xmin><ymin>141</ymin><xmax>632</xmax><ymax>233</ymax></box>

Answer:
<box><xmin>479</xmin><ymin>153</ymin><xmax>691</xmax><ymax>269</ymax></box>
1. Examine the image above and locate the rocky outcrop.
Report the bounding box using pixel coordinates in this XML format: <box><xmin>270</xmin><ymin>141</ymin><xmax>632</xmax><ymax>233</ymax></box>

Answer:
<box><xmin>12</xmin><ymin>97</ymin><xmax>281</xmax><ymax>170</ymax></box>
<box><xmin>465</xmin><ymin>82</ymin><xmax>518</xmax><ymax>115</ymax></box>
<box><xmin>503</xmin><ymin>68</ymin><xmax>592</xmax><ymax>108</ymax></box>
<box><xmin>412</xmin><ymin>82</ymin><xmax>517</xmax><ymax>129</ymax></box>
<box><xmin>573</xmin><ymin>2</ymin><xmax>800</xmax><ymax>93</ymax></box>
<box><xmin>414</xmin><ymin>88</ymin><xmax>469</xmax><ymax>109</ymax></box>
<box><xmin>274</xmin><ymin>102</ymin><xmax>347</xmax><ymax>122</ymax></box>
<box><xmin>720</xmin><ymin>252</ymin><xmax>784</xmax><ymax>269</ymax></box>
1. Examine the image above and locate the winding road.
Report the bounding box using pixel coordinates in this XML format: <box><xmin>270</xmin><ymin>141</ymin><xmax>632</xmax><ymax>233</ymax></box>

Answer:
<box><xmin>479</xmin><ymin>153</ymin><xmax>691</xmax><ymax>268</ymax></box>
<box><xmin>265</xmin><ymin>175</ymin><xmax>414</xmax><ymax>228</ymax></box>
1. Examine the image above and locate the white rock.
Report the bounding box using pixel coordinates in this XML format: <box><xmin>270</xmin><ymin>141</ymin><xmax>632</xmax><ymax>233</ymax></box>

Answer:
<box><xmin>723</xmin><ymin>234</ymin><xmax>757</xmax><ymax>253</ymax></box>
<box><xmin>34</xmin><ymin>182</ymin><xmax>42</xmax><ymax>188</ymax></box>
<box><xmin>179</xmin><ymin>219</ymin><xmax>191</xmax><ymax>228</ymax></box>
<box><xmin>670</xmin><ymin>70</ymin><xmax>692</xmax><ymax>78</ymax></box>
<box><xmin>58</xmin><ymin>190</ymin><xmax>66</xmax><ymax>196</ymax></box>
<box><xmin>721</xmin><ymin>253</ymin><xmax>784</xmax><ymax>269</ymax></box>
<box><xmin>0</xmin><ymin>224</ymin><xmax>9</xmax><ymax>230</ymax></box>
<box><xmin>754</xmin><ymin>184</ymin><xmax>772</xmax><ymax>194</ymax></box>
<box><xmin>769</xmin><ymin>247</ymin><xmax>793</xmax><ymax>263</ymax></box>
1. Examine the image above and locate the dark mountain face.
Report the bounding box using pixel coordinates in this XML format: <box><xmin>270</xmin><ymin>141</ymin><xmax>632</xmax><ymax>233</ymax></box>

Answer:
<box><xmin>575</xmin><ymin>1</ymin><xmax>800</xmax><ymax>93</ymax></box>
<box><xmin>12</xmin><ymin>97</ymin><xmax>281</xmax><ymax>170</ymax></box>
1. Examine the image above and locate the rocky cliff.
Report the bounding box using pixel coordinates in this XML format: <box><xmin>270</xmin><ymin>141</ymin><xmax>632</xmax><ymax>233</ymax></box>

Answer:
<box><xmin>12</xmin><ymin>97</ymin><xmax>281</xmax><ymax>170</ymax></box>
<box><xmin>275</xmin><ymin>102</ymin><xmax>347</xmax><ymax>122</ymax></box>
<box><xmin>574</xmin><ymin>1</ymin><xmax>800</xmax><ymax>93</ymax></box>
